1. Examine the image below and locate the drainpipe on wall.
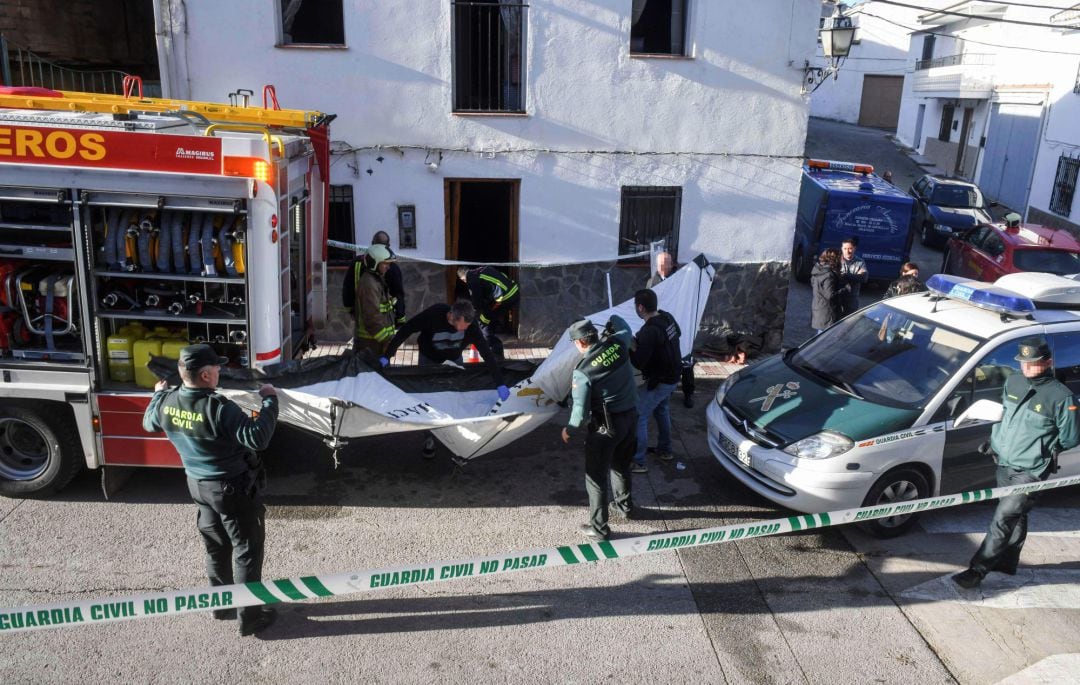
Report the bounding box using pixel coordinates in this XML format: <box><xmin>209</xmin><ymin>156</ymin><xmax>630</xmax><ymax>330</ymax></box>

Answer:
<box><xmin>152</xmin><ymin>0</ymin><xmax>191</xmax><ymax>100</ymax></box>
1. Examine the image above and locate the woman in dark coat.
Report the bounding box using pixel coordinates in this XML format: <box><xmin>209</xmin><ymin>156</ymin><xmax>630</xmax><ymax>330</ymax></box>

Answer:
<box><xmin>810</xmin><ymin>248</ymin><xmax>842</xmax><ymax>334</ymax></box>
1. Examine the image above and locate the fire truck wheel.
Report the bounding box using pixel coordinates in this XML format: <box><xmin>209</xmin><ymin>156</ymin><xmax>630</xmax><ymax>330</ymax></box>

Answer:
<box><xmin>0</xmin><ymin>402</ymin><xmax>83</xmax><ymax>498</ymax></box>
<box><xmin>858</xmin><ymin>467</ymin><xmax>930</xmax><ymax>539</ymax></box>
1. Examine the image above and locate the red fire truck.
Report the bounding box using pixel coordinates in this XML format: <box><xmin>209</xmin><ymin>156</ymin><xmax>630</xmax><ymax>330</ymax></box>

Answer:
<box><xmin>0</xmin><ymin>84</ymin><xmax>333</xmax><ymax>498</ymax></box>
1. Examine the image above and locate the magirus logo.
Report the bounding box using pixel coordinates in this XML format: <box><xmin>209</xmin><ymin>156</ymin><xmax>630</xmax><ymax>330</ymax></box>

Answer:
<box><xmin>175</xmin><ymin>146</ymin><xmax>215</xmax><ymax>161</ymax></box>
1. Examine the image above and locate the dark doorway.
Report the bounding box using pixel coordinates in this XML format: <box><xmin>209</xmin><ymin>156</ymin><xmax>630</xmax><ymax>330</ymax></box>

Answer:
<box><xmin>445</xmin><ymin>179</ymin><xmax>519</xmax><ymax>334</ymax></box>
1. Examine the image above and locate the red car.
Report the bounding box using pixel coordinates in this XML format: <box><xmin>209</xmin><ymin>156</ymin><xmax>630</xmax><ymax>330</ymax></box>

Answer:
<box><xmin>941</xmin><ymin>222</ymin><xmax>1080</xmax><ymax>282</ymax></box>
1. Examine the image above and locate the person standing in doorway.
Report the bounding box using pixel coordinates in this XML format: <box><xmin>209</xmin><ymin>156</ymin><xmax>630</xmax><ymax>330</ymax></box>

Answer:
<box><xmin>953</xmin><ymin>339</ymin><xmax>1080</xmax><ymax>589</ymax></box>
<box><xmin>839</xmin><ymin>236</ymin><xmax>868</xmax><ymax>316</ymax></box>
<box><xmin>561</xmin><ymin>317</ymin><xmax>638</xmax><ymax>541</ymax></box>
<box><xmin>629</xmin><ymin>289</ymin><xmax>681</xmax><ymax>473</ymax></box>
<box><xmin>646</xmin><ymin>251</ymin><xmax>696</xmax><ymax>408</ymax></box>
<box><xmin>142</xmin><ymin>345</ymin><xmax>279</xmax><ymax>636</ymax></box>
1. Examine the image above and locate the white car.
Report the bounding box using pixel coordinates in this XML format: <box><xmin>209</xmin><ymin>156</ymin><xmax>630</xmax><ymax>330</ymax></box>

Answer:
<box><xmin>707</xmin><ymin>272</ymin><xmax>1080</xmax><ymax>537</ymax></box>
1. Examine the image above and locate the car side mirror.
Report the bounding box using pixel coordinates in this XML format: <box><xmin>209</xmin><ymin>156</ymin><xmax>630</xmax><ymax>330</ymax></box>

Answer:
<box><xmin>954</xmin><ymin>399</ymin><xmax>1004</xmax><ymax>428</ymax></box>
<box><xmin>988</xmin><ymin>200</ymin><xmax>999</xmax><ymax>208</ymax></box>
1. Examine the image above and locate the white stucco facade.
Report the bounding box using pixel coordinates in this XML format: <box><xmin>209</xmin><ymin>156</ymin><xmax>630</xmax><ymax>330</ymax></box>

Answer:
<box><xmin>153</xmin><ymin>0</ymin><xmax>821</xmax><ymax>267</ymax></box>
<box><xmin>894</xmin><ymin>4</ymin><xmax>1080</xmax><ymax>222</ymax></box>
<box><xmin>1025</xmin><ymin>30</ymin><xmax>1080</xmax><ymax>229</ymax></box>
<box><xmin>808</xmin><ymin>1</ymin><xmax>926</xmax><ymax>125</ymax></box>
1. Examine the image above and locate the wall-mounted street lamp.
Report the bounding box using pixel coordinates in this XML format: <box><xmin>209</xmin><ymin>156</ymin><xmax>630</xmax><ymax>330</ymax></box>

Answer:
<box><xmin>803</xmin><ymin>13</ymin><xmax>856</xmax><ymax>94</ymax></box>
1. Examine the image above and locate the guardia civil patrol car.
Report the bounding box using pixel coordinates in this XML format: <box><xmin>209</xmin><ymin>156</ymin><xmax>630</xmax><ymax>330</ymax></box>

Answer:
<box><xmin>707</xmin><ymin>272</ymin><xmax>1080</xmax><ymax>537</ymax></box>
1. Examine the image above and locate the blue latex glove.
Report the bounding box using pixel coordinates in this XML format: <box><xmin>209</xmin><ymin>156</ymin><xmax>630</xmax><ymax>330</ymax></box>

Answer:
<box><xmin>497</xmin><ymin>385</ymin><xmax>510</xmax><ymax>402</ymax></box>
<box><xmin>379</xmin><ymin>357</ymin><xmax>390</xmax><ymax>368</ymax></box>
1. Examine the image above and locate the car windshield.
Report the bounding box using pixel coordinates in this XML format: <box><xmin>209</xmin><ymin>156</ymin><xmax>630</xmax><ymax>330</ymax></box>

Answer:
<box><xmin>931</xmin><ymin>185</ymin><xmax>984</xmax><ymax>209</ymax></box>
<box><xmin>1012</xmin><ymin>249</ymin><xmax>1080</xmax><ymax>275</ymax></box>
<box><xmin>789</xmin><ymin>303</ymin><xmax>980</xmax><ymax>409</ymax></box>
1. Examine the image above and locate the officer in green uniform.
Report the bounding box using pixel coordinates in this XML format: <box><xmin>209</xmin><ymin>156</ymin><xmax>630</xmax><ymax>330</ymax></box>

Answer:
<box><xmin>560</xmin><ymin>316</ymin><xmax>639</xmax><ymax>540</ymax></box>
<box><xmin>953</xmin><ymin>338</ymin><xmax>1080</xmax><ymax>589</ymax></box>
<box><xmin>142</xmin><ymin>344</ymin><xmax>280</xmax><ymax>635</ymax></box>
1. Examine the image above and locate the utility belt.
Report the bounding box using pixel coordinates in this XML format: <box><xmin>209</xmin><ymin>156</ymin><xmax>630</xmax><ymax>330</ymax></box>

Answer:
<box><xmin>588</xmin><ymin>403</ymin><xmax>634</xmax><ymax>436</ymax></box>
<box><xmin>196</xmin><ymin>453</ymin><xmax>266</xmax><ymax>494</ymax></box>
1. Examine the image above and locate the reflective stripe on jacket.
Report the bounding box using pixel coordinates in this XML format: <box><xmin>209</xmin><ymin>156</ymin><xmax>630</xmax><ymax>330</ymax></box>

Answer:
<box><xmin>354</xmin><ymin>268</ymin><xmax>396</xmax><ymax>343</ymax></box>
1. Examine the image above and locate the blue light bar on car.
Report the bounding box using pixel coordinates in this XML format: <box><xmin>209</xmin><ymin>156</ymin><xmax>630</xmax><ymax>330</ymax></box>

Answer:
<box><xmin>925</xmin><ymin>274</ymin><xmax>1036</xmax><ymax>317</ymax></box>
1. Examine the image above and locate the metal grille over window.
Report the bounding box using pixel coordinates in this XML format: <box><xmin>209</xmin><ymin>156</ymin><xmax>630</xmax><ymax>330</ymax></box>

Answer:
<box><xmin>452</xmin><ymin>1</ymin><xmax>527</xmax><ymax>113</ymax></box>
<box><xmin>1050</xmin><ymin>155</ymin><xmax>1080</xmax><ymax>218</ymax></box>
<box><xmin>328</xmin><ymin>185</ymin><xmax>355</xmax><ymax>264</ymax></box>
<box><xmin>619</xmin><ymin>186</ymin><xmax>682</xmax><ymax>261</ymax></box>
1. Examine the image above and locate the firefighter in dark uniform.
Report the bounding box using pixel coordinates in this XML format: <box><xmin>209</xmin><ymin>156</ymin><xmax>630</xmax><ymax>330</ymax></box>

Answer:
<box><xmin>142</xmin><ymin>344</ymin><xmax>280</xmax><ymax>636</ymax></box>
<box><xmin>457</xmin><ymin>265</ymin><xmax>519</xmax><ymax>359</ymax></box>
<box><xmin>560</xmin><ymin>316</ymin><xmax>638</xmax><ymax>540</ymax></box>
<box><xmin>953</xmin><ymin>338</ymin><xmax>1080</xmax><ymax>589</ymax></box>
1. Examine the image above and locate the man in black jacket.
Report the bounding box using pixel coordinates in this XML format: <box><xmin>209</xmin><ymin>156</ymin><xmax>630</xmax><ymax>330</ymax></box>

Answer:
<box><xmin>382</xmin><ymin>300</ymin><xmax>510</xmax><ymax>458</ymax></box>
<box><xmin>629</xmin><ymin>289</ymin><xmax>681</xmax><ymax>473</ymax></box>
<box><xmin>646</xmin><ymin>251</ymin><xmax>696</xmax><ymax>408</ymax></box>
<box><xmin>142</xmin><ymin>344</ymin><xmax>279</xmax><ymax>636</ymax></box>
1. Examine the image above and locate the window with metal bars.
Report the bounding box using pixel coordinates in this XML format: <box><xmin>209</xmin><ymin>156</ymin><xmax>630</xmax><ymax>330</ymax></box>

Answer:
<box><xmin>452</xmin><ymin>1</ymin><xmax>527</xmax><ymax>113</ymax></box>
<box><xmin>1050</xmin><ymin>155</ymin><xmax>1079</xmax><ymax>218</ymax></box>
<box><xmin>619</xmin><ymin>186</ymin><xmax>682</xmax><ymax>261</ymax></box>
<box><xmin>631</xmin><ymin>0</ymin><xmax>688</xmax><ymax>56</ymax></box>
<box><xmin>328</xmin><ymin>185</ymin><xmax>355</xmax><ymax>265</ymax></box>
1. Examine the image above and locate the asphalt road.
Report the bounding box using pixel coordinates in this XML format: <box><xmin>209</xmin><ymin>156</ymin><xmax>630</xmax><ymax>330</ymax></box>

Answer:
<box><xmin>1</xmin><ymin>384</ymin><xmax>957</xmax><ymax>684</ymax></box>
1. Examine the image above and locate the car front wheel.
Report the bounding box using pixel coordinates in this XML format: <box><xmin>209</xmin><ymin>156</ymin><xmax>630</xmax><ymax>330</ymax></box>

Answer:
<box><xmin>859</xmin><ymin>468</ymin><xmax>930</xmax><ymax>538</ymax></box>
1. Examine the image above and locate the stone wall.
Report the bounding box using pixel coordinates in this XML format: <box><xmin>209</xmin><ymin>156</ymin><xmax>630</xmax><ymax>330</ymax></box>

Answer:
<box><xmin>922</xmin><ymin>137</ymin><xmax>979</xmax><ymax>180</ymax></box>
<box><xmin>320</xmin><ymin>260</ymin><xmax>790</xmax><ymax>354</ymax></box>
<box><xmin>1028</xmin><ymin>207</ymin><xmax>1080</xmax><ymax>240</ymax></box>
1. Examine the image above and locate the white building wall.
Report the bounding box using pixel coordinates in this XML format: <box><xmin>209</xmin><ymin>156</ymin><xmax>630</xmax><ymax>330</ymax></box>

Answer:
<box><xmin>808</xmin><ymin>1</ymin><xmax>922</xmax><ymax>124</ymax></box>
<box><xmin>154</xmin><ymin>0</ymin><xmax>820</xmax><ymax>266</ymax></box>
<box><xmin>1026</xmin><ymin>33</ymin><xmax>1080</xmax><ymax>224</ymax></box>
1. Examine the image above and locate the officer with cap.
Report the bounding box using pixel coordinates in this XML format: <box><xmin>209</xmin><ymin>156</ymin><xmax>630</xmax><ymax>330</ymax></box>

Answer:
<box><xmin>142</xmin><ymin>344</ymin><xmax>280</xmax><ymax>635</ymax></box>
<box><xmin>953</xmin><ymin>338</ymin><xmax>1080</xmax><ymax>589</ymax></box>
<box><xmin>1005</xmin><ymin>212</ymin><xmax>1022</xmax><ymax>229</ymax></box>
<box><xmin>560</xmin><ymin>316</ymin><xmax>638</xmax><ymax>540</ymax></box>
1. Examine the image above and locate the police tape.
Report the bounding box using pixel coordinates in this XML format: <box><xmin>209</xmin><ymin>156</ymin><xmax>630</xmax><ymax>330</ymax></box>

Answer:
<box><xmin>327</xmin><ymin>240</ymin><xmax>652</xmax><ymax>268</ymax></box>
<box><xmin>3</xmin><ymin>474</ymin><xmax>1079</xmax><ymax>634</ymax></box>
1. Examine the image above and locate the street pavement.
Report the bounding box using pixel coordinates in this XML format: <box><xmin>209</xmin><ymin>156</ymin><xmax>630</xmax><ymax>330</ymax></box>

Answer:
<box><xmin>3</xmin><ymin>119</ymin><xmax>1079</xmax><ymax>683</ymax></box>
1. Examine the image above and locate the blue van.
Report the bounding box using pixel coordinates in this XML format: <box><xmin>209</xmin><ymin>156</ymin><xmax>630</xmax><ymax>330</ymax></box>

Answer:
<box><xmin>791</xmin><ymin>160</ymin><xmax>917</xmax><ymax>284</ymax></box>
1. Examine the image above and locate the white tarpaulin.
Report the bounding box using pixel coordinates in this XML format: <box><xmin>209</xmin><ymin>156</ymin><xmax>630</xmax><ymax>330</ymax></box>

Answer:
<box><xmin>223</xmin><ymin>256</ymin><xmax>716</xmax><ymax>460</ymax></box>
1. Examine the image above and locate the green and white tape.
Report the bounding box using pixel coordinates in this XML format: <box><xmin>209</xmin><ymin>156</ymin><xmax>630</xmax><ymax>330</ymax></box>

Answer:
<box><xmin>3</xmin><ymin>474</ymin><xmax>1079</xmax><ymax>634</ymax></box>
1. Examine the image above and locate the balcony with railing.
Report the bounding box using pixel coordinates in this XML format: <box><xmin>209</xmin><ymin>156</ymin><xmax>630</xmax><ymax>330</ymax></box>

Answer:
<box><xmin>0</xmin><ymin>34</ymin><xmax>130</xmax><ymax>94</ymax></box>
<box><xmin>912</xmin><ymin>52</ymin><xmax>994</xmax><ymax>98</ymax></box>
